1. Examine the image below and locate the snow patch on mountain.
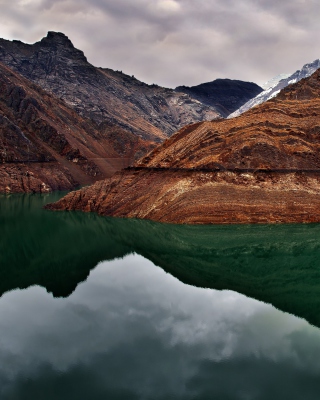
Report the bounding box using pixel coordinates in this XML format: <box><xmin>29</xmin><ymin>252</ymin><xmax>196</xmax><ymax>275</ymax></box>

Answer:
<box><xmin>261</xmin><ymin>74</ymin><xmax>290</xmax><ymax>90</ymax></box>
<box><xmin>228</xmin><ymin>59</ymin><xmax>320</xmax><ymax>118</ymax></box>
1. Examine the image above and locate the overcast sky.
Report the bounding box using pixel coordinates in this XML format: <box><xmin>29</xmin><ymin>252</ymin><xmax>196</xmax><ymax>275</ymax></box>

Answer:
<box><xmin>0</xmin><ymin>0</ymin><xmax>320</xmax><ymax>88</ymax></box>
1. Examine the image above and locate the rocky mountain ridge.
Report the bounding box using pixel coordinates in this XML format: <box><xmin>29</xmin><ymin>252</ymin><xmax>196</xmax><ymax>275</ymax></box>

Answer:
<box><xmin>229</xmin><ymin>59</ymin><xmax>320</xmax><ymax>118</ymax></box>
<box><xmin>47</xmin><ymin>68</ymin><xmax>320</xmax><ymax>224</ymax></box>
<box><xmin>0</xmin><ymin>32</ymin><xmax>222</xmax><ymax>142</ymax></box>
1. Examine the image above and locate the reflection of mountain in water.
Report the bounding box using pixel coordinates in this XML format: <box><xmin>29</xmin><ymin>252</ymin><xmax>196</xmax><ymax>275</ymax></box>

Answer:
<box><xmin>2</xmin><ymin>193</ymin><xmax>320</xmax><ymax>327</ymax></box>
<box><xmin>116</xmin><ymin>220</ymin><xmax>320</xmax><ymax>328</ymax></box>
<box><xmin>1</xmin><ymin>193</ymin><xmax>131</xmax><ymax>297</ymax></box>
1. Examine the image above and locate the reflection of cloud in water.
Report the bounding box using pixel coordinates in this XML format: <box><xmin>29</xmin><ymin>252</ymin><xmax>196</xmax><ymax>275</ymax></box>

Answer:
<box><xmin>1</xmin><ymin>254</ymin><xmax>320</xmax><ymax>399</ymax></box>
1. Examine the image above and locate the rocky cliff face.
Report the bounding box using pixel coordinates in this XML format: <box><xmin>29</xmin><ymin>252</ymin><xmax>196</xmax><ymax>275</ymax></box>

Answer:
<box><xmin>176</xmin><ymin>79</ymin><xmax>263</xmax><ymax>117</ymax></box>
<box><xmin>229</xmin><ymin>59</ymin><xmax>320</xmax><ymax>118</ymax></box>
<box><xmin>0</xmin><ymin>32</ymin><xmax>221</xmax><ymax>142</ymax></box>
<box><xmin>47</xmin><ymin>69</ymin><xmax>320</xmax><ymax>224</ymax></box>
<box><xmin>0</xmin><ymin>62</ymin><xmax>153</xmax><ymax>193</ymax></box>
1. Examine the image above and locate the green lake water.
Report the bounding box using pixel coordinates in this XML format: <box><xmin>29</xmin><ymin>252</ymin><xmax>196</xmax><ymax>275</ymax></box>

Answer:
<box><xmin>1</xmin><ymin>192</ymin><xmax>320</xmax><ymax>399</ymax></box>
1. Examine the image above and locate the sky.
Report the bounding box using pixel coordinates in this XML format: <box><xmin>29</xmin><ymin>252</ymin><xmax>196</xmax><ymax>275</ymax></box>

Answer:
<box><xmin>0</xmin><ymin>0</ymin><xmax>320</xmax><ymax>88</ymax></box>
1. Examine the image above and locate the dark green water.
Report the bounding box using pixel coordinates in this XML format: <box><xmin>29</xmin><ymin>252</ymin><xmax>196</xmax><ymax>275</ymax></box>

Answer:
<box><xmin>2</xmin><ymin>192</ymin><xmax>320</xmax><ymax>399</ymax></box>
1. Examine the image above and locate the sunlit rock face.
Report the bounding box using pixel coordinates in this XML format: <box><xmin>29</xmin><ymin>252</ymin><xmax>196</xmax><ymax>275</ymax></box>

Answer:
<box><xmin>48</xmin><ymin>68</ymin><xmax>320</xmax><ymax>224</ymax></box>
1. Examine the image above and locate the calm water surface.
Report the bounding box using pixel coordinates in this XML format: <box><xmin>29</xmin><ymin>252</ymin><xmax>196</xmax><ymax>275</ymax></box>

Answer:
<box><xmin>1</xmin><ymin>192</ymin><xmax>320</xmax><ymax>399</ymax></box>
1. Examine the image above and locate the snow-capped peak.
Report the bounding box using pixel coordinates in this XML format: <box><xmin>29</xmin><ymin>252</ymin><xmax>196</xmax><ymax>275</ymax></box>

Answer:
<box><xmin>228</xmin><ymin>59</ymin><xmax>320</xmax><ymax>119</ymax></box>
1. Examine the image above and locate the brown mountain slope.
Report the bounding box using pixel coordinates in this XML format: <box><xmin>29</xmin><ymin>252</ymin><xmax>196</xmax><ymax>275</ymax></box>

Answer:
<box><xmin>47</xmin><ymin>69</ymin><xmax>320</xmax><ymax>224</ymax></box>
<box><xmin>0</xmin><ymin>62</ymin><xmax>154</xmax><ymax>193</ymax></box>
<box><xmin>136</xmin><ymin>73</ymin><xmax>320</xmax><ymax>170</ymax></box>
<box><xmin>0</xmin><ymin>32</ymin><xmax>221</xmax><ymax>142</ymax></box>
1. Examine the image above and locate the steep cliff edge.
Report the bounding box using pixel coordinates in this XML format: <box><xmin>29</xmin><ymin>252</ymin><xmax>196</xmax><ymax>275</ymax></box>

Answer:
<box><xmin>47</xmin><ymin>69</ymin><xmax>320</xmax><ymax>224</ymax></box>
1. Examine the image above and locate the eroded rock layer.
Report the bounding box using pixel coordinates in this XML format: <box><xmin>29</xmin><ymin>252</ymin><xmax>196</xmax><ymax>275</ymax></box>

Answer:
<box><xmin>46</xmin><ymin>169</ymin><xmax>320</xmax><ymax>224</ymax></box>
<box><xmin>47</xmin><ymin>69</ymin><xmax>320</xmax><ymax>224</ymax></box>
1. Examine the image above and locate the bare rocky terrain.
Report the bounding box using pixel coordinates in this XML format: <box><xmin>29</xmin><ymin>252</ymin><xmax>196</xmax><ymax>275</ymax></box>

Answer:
<box><xmin>0</xmin><ymin>31</ymin><xmax>278</xmax><ymax>194</ymax></box>
<box><xmin>47</xmin><ymin>69</ymin><xmax>320</xmax><ymax>224</ymax></box>
<box><xmin>0</xmin><ymin>62</ymin><xmax>153</xmax><ymax>192</ymax></box>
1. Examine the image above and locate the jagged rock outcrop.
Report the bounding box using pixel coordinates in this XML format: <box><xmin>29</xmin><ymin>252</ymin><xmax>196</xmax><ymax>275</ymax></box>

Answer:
<box><xmin>229</xmin><ymin>59</ymin><xmax>320</xmax><ymax>118</ymax></box>
<box><xmin>47</xmin><ymin>68</ymin><xmax>320</xmax><ymax>224</ymax></box>
<box><xmin>0</xmin><ymin>32</ymin><xmax>221</xmax><ymax>142</ymax></box>
<box><xmin>0</xmin><ymin>62</ymin><xmax>153</xmax><ymax>193</ymax></box>
<box><xmin>176</xmin><ymin>79</ymin><xmax>263</xmax><ymax>117</ymax></box>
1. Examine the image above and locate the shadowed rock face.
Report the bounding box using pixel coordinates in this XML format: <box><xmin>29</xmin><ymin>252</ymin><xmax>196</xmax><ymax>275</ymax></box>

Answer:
<box><xmin>47</xmin><ymin>68</ymin><xmax>320</xmax><ymax>224</ymax></box>
<box><xmin>176</xmin><ymin>79</ymin><xmax>263</xmax><ymax>117</ymax></box>
<box><xmin>0</xmin><ymin>31</ymin><xmax>222</xmax><ymax>142</ymax></box>
<box><xmin>0</xmin><ymin>62</ymin><xmax>154</xmax><ymax>193</ymax></box>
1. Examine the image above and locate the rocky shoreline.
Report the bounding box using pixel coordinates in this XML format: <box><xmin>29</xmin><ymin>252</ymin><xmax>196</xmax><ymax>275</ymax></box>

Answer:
<box><xmin>45</xmin><ymin>168</ymin><xmax>320</xmax><ymax>224</ymax></box>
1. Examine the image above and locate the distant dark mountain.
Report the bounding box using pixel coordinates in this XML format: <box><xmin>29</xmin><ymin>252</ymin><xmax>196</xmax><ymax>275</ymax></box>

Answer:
<box><xmin>0</xmin><ymin>32</ymin><xmax>221</xmax><ymax>142</ymax></box>
<box><xmin>175</xmin><ymin>79</ymin><xmax>263</xmax><ymax>117</ymax></box>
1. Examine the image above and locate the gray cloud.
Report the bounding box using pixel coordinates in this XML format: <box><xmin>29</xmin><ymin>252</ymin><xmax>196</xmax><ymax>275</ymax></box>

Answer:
<box><xmin>0</xmin><ymin>0</ymin><xmax>320</xmax><ymax>87</ymax></box>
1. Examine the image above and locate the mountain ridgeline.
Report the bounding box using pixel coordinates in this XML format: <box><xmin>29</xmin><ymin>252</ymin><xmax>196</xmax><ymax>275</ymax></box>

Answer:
<box><xmin>0</xmin><ymin>31</ymin><xmax>264</xmax><ymax>192</ymax></box>
<box><xmin>0</xmin><ymin>31</ymin><xmax>222</xmax><ymax>142</ymax></box>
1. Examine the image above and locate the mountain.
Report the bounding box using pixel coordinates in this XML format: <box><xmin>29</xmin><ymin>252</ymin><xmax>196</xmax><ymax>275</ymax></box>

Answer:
<box><xmin>175</xmin><ymin>79</ymin><xmax>263</xmax><ymax>117</ymax></box>
<box><xmin>0</xmin><ymin>32</ymin><xmax>222</xmax><ymax>142</ymax></box>
<box><xmin>0</xmin><ymin>62</ymin><xmax>154</xmax><ymax>193</ymax></box>
<box><xmin>229</xmin><ymin>59</ymin><xmax>320</xmax><ymax>118</ymax></box>
<box><xmin>47</xmin><ymin>68</ymin><xmax>320</xmax><ymax>224</ymax></box>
